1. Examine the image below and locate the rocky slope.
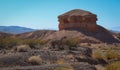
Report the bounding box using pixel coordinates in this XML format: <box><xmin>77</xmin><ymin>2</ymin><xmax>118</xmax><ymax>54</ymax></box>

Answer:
<box><xmin>16</xmin><ymin>29</ymin><xmax>119</xmax><ymax>44</ymax></box>
<box><xmin>0</xmin><ymin>45</ymin><xmax>97</xmax><ymax>70</ymax></box>
<box><xmin>16</xmin><ymin>30</ymin><xmax>56</xmax><ymax>39</ymax></box>
<box><xmin>0</xmin><ymin>32</ymin><xmax>14</xmax><ymax>38</ymax></box>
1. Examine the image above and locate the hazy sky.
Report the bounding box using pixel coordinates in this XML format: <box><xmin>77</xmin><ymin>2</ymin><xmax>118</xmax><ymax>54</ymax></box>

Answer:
<box><xmin>0</xmin><ymin>0</ymin><xmax>120</xmax><ymax>30</ymax></box>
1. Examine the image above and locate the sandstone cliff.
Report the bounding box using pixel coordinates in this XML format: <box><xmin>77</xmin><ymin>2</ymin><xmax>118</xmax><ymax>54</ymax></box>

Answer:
<box><xmin>58</xmin><ymin>9</ymin><xmax>97</xmax><ymax>32</ymax></box>
<box><xmin>57</xmin><ymin>9</ymin><xmax>119</xmax><ymax>43</ymax></box>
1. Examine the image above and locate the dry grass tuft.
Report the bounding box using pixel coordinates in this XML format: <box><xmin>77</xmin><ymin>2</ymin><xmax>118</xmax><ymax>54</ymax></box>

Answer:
<box><xmin>16</xmin><ymin>45</ymin><xmax>31</xmax><ymax>52</ymax></box>
<box><xmin>56</xmin><ymin>58</ymin><xmax>65</xmax><ymax>64</ymax></box>
<box><xmin>92</xmin><ymin>50</ymin><xmax>120</xmax><ymax>61</ymax></box>
<box><xmin>104</xmin><ymin>50</ymin><xmax>120</xmax><ymax>60</ymax></box>
<box><xmin>92</xmin><ymin>50</ymin><xmax>104</xmax><ymax>60</ymax></box>
<box><xmin>105</xmin><ymin>61</ymin><xmax>120</xmax><ymax>70</ymax></box>
<box><xmin>28</xmin><ymin>55</ymin><xmax>42</xmax><ymax>65</ymax></box>
<box><xmin>55</xmin><ymin>64</ymin><xmax>73</xmax><ymax>70</ymax></box>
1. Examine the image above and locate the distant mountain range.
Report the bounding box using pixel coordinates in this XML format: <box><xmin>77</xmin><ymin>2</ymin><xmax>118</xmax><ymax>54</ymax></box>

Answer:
<box><xmin>110</xmin><ymin>26</ymin><xmax>120</xmax><ymax>33</ymax></box>
<box><xmin>0</xmin><ymin>26</ymin><xmax>35</xmax><ymax>34</ymax></box>
<box><xmin>0</xmin><ymin>26</ymin><xmax>119</xmax><ymax>35</ymax></box>
<box><xmin>110</xmin><ymin>30</ymin><xmax>120</xmax><ymax>33</ymax></box>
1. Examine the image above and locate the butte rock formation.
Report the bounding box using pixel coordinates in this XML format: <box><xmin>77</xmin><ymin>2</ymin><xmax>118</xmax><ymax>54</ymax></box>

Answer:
<box><xmin>57</xmin><ymin>9</ymin><xmax>119</xmax><ymax>43</ymax></box>
<box><xmin>58</xmin><ymin>9</ymin><xmax>97</xmax><ymax>32</ymax></box>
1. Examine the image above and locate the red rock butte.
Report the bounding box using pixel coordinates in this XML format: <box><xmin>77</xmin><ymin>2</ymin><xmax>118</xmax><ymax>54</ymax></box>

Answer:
<box><xmin>58</xmin><ymin>9</ymin><xmax>98</xmax><ymax>32</ymax></box>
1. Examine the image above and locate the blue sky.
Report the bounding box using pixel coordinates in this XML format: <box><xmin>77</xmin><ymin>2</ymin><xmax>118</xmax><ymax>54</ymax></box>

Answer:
<box><xmin>0</xmin><ymin>0</ymin><xmax>120</xmax><ymax>30</ymax></box>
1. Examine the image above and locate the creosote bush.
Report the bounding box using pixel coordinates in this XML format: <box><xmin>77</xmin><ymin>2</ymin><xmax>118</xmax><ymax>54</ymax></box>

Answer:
<box><xmin>0</xmin><ymin>37</ymin><xmax>47</xmax><ymax>49</ymax></box>
<box><xmin>0</xmin><ymin>37</ymin><xmax>22</xmax><ymax>49</ymax></box>
<box><xmin>62</xmin><ymin>37</ymin><xmax>80</xmax><ymax>47</ymax></box>
<box><xmin>23</xmin><ymin>39</ymin><xmax>47</xmax><ymax>48</ymax></box>
<box><xmin>51</xmin><ymin>37</ymin><xmax>80</xmax><ymax>50</ymax></box>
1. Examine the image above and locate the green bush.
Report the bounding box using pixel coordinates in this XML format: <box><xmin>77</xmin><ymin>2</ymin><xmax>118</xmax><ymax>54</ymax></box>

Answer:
<box><xmin>0</xmin><ymin>37</ymin><xmax>47</xmax><ymax>49</ymax></box>
<box><xmin>0</xmin><ymin>37</ymin><xmax>22</xmax><ymax>49</ymax></box>
<box><xmin>50</xmin><ymin>37</ymin><xmax>80</xmax><ymax>50</ymax></box>
<box><xmin>23</xmin><ymin>39</ymin><xmax>47</xmax><ymax>48</ymax></box>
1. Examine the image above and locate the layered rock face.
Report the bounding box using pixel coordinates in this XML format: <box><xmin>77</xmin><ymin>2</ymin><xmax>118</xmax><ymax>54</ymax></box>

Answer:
<box><xmin>58</xmin><ymin>9</ymin><xmax>97</xmax><ymax>32</ymax></box>
<box><xmin>56</xmin><ymin>9</ymin><xmax>120</xmax><ymax>43</ymax></box>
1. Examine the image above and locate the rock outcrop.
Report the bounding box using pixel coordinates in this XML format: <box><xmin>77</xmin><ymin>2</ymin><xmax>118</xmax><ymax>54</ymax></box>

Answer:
<box><xmin>58</xmin><ymin>9</ymin><xmax>97</xmax><ymax>32</ymax></box>
<box><xmin>57</xmin><ymin>9</ymin><xmax>120</xmax><ymax>43</ymax></box>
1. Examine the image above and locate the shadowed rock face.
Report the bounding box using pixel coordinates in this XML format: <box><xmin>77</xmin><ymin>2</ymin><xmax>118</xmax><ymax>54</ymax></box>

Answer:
<box><xmin>58</xmin><ymin>9</ymin><xmax>97</xmax><ymax>32</ymax></box>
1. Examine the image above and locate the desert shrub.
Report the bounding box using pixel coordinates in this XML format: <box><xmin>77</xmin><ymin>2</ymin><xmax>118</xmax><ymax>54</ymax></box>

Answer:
<box><xmin>28</xmin><ymin>55</ymin><xmax>42</xmax><ymax>65</ymax></box>
<box><xmin>105</xmin><ymin>61</ymin><xmax>120</xmax><ymax>70</ymax></box>
<box><xmin>16</xmin><ymin>45</ymin><xmax>31</xmax><ymax>52</ymax></box>
<box><xmin>55</xmin><ymin>65</ymin><xmax>73</xmax><ymax>70</ymax></box>
<box><xmin>23</xmin><ymin>39</ymin><xmax>47</xmax><ymax>48</ymax></box>
<box><xmin>50</xmin><ymin>38</ymin><xmax>80</xmax><ymax>50</ymax></box>
<box><xmin>104</xmin><ymin>50</ymin><xmax>120</xmax><ymax>60</ymax></box>
<box><xmin>0</xmin><ymin>36</ymin><xmax>48</xmax><ymax>49</ymax></box>
<box><xmin>54</xmin><ymin>37</ymin><xmax>80</xmax><ymax>47</ymax></box>
<box><xmin>62</xmin><ymin>38</ymin><xmax>80</xmax><ymax>47</ymax></box>
<box><xmin>0</xmin><ymin>37</ymin><xmax>22</xmax><ymax>49</ymax></box>
<box><xmin>92</xmin><ymin>51</ymin><xmax>108</xmax><ymax>65</ymax></box>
